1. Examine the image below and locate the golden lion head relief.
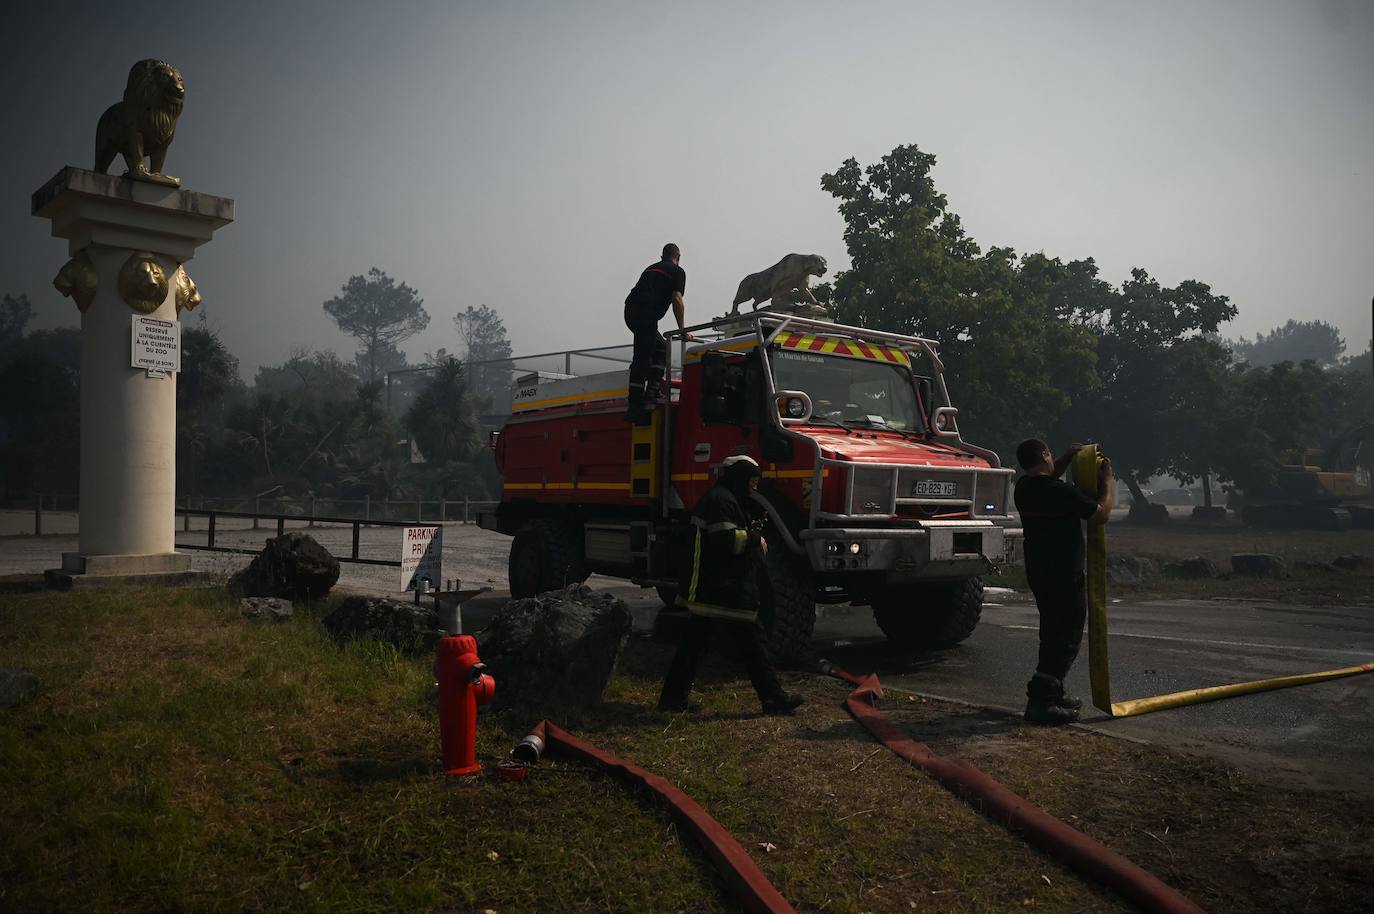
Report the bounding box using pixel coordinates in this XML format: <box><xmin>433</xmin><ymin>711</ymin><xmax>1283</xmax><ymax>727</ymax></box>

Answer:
<box><xmin>95</xmin><ymin>59</ymin><xmax>186</xmax><ymax>187</ymax></box>
<box><xmin>53</xmin><ymin>250</ymin><xmax>100</xmax><ymax>313</ymax></box>
<box><xmin>118</xmin><ymin>252</ymin><xmax>170</xmax><ymax>314</ymax></box>
<box><xmin>174</xmin><ymin>266</ymin><xmax>201</xmax><ymax>314</ymax></box>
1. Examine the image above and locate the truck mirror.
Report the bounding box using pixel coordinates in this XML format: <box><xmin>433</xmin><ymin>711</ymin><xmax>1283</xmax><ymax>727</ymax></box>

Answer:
<box><xmin>916</xmin><ymin>376</ymin><xmax>933</xmax><ymax>420</ymax></box>
<box><xmin>932</xmin><ymin>406</ymin><xmax>960</xmax><ymax>438</ymax></box>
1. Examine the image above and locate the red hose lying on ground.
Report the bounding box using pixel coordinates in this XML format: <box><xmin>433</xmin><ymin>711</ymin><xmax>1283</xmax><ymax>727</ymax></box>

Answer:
<box><xmin>518</xmin><ymin>720</ymin><xmax>798</xmax><ymax>914</ymax></box>
<box><xmin>824</xmin><ymin>663</ymin><xmax>1207</xmax><ymax>914</ymax></box>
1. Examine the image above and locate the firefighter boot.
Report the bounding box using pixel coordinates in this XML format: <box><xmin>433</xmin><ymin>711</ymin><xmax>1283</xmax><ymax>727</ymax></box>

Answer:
<box><xmin>1025</xmin><ymin>672</ymin><xmax>1079</xmax><ymax>725</ymax></box>
<box><xmin>624</xmin><ymin>381</ymin><xmax>651</xmax><ymax>425</ymax></box>
<box><xmin>761</xmin><ymin>692</ymin><xmax>805</xmax><ymax>716</ymax></box>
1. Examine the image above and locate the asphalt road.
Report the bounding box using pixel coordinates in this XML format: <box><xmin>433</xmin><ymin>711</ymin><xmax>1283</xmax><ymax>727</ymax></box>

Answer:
<box><xmin>808</xmin><ymin>595</ymin><xmax>1374</xmax><ymax>792</ymax></box>
<box><xmin>4</xmin><ymin>520</ymin><xmax>1370</xmax><ymax>791</ymax></box>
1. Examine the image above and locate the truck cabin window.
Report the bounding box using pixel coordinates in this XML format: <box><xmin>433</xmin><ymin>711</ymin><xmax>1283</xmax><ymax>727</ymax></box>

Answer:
<box><xmin>770</xmin><ymin>349</ymin><xmax>924</xmax><ymax>432</ymax></box>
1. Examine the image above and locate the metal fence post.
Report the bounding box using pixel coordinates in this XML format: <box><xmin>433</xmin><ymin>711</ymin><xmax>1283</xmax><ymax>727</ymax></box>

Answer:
<box><xmin>464</xmin><ymin>496</ymin><xmax>470</xmax><ymax>525</ymax></box>
<box><xmin>208</xmin><ymin>512</ymin><xmax>217</xmax><ymax>549</ymax></box>
<box><xmin>34</xmin><ymin>493</ymin><xmax>42</xmax><ymax>536</ymax></box>
<box><xmin>183</xmin><ymin>496</ymin><xmax>191</xmax><ymax>532</ymax></box>
<box><xmin>253</xmin><ymin>497</ymin><xmax>260</xmax><ymax>530</ymax></box>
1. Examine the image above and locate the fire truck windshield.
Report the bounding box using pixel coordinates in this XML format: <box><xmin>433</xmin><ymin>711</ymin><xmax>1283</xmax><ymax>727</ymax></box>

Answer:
<box><xmin>770</xmin><ymin>348</ymin><xmax>924</xmax><ymax>432</ymax></box>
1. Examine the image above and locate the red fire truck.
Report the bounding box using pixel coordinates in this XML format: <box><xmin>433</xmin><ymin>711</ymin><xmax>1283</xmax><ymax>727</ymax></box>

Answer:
<box><xmin>480</xmin><ymin>313</ymin><xmax>1022</xmax><ymax>662</ymax></box>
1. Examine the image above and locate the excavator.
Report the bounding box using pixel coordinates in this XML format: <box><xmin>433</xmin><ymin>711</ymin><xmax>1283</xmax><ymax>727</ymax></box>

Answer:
<box><xmin>1239</xmin><ymin>424</ymin><xmax>1374</xmax><ymax>529</ymax></box>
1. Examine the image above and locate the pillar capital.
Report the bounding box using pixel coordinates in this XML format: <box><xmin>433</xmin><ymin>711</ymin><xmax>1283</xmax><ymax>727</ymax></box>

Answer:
<box><xmin>32</xmin><ymin>166</ymin><xmax>233</xmax><ymax>261</ymax></box>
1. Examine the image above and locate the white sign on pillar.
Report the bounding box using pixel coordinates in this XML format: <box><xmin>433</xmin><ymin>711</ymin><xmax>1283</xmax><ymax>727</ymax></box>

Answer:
<box><xmin>131</xmin><ymin>316</ymin><xmax>181</xmax><ymax>375</ymax></box>
<box><xmin>401</xmin><ymin>525</ymin><xmax>443</xmax><ymax>591</ymax></box>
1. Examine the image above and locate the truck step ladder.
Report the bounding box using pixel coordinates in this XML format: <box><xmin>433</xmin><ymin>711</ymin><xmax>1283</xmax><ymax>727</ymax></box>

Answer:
<box><xmin>630</xmin><ymin>408</ymin><xmax>661</xmax><ymax>499</ymax></box>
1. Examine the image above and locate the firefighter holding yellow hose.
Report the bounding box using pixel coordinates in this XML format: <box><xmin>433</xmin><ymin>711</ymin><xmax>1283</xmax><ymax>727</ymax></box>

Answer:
<box><xmin>1014</xmin><ymin>439</ymin><xmax>1115</xmax><ymax>724</ymax></box>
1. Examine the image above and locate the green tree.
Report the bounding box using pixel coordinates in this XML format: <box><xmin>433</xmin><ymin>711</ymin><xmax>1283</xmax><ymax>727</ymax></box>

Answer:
<box><xmin>1229</xmin><ymin>319</ymin><xmax>1346</xmax><ymax>368</ymax></box>
<box><xmin>177</xmin><ymin>325</ymin><xmax>242</xmax><ymax>494</ymax></box>
<box><xmin>0</xmin><ymin>293</ymin><xmax>33</xmax><ymax>349</ymax></box>
<box><xmin>1157</xmin><ymin>336</ymin><xmax>1237</xmax><ymax>508</ymax></box>
<box><xmin>254</xmin><ymin>348</ymin><xmax>358</xmax><ymax>404</ymax></box>
<box><xmin>406</xmin><ymin>357</ymin><xmax>478</xmax><ymax>466</ymax></box>
<box><xmin>1055</xmin><ymin>268</ymin><xmax>1237</xmax><ymax>509</ymax></box>
<box><xmin>818</xmin><ymin>145</ymin><xmax>1099</xmax><ymax>456</ymax></box>
<box><xmin>454</xmin><ymin>304</ymin><xmax>514</xmax><ymax>413</ymax></box>
<box><xmin>0</xmin><ymin>353</ymin><xmax>79</xmax><ymax>495</ymax></box>
<box><xmin>323</xmin><ymin>268</ymin><xmax>429</xmax><ymax>383</ymax></box>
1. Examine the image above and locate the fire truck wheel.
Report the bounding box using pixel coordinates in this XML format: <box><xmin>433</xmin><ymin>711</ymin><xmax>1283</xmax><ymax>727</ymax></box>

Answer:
<box><xmin>871</xmin><ymin>577</ymin><xmax>983</xmax><ymax>649</ymax></box>
<box><xmin>763</xmin><ymin>549</ymin><xmax>816</xmax><ymax>666</ymax></box>
<box><xmin>508</xmin><ymin>520</ymin><xmax>587</xmax><ymax>599</ymax></box>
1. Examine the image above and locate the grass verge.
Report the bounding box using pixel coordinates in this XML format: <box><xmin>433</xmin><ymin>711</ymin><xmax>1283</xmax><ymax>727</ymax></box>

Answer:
<box><xmin>1</xmin><ymin>587</ymin><xmax>1371</xmax><ymax>913</ymax></box>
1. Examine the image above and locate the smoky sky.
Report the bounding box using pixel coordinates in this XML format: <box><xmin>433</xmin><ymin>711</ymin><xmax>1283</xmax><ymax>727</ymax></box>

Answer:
<box><xmin>2</xmin><ymin>0</ymin><xmax>1370</xmax><ymax>378</ymax></box>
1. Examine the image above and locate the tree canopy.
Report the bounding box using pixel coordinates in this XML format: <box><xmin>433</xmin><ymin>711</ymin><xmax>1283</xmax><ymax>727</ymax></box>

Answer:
<box><xmin>454</xmin><ymin>305</ymin><xmax>514</xmax><ymax>413</ymax></box>
<box><xmin>1228</xmin><ymin>319</ymin><xmax>1346</xmax><ymax>368</ymax></box>
<box><xmin>323</xmin><ymin>268</ymin><xmax>429</xmax><ymax>383</ymax></box>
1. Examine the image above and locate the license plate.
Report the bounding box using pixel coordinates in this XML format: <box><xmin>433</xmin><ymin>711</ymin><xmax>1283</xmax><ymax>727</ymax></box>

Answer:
<box><xmin>912</xmin><ymin>479</ymin><xmax>958</xmax><ymax>497</ymax></box>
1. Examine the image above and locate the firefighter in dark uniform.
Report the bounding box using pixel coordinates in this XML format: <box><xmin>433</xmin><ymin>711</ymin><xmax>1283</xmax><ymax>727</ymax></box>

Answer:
<box><xmin>623</xmin><ymin>243</ymin><xmax>688</xmax><ymax>424</ymax></box>
<box><xmin>658</xmin><ymin>456</ymin><xmax>805</xmax><ymax>715</ymax></box>
<box><xmin>1013</xmin><ymin>438</ymin><xmax>1115</xmax><ymax>725</ymax></box>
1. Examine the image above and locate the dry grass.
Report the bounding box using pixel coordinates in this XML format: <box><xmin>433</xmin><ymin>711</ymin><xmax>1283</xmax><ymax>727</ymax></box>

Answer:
<box><xmin>2</xmin><ymin>587</ymin><xmax>1371</xmax><ymax>913</ymax></box>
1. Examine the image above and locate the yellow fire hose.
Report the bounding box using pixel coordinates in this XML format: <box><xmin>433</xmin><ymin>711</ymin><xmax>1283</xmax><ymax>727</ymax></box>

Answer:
<box><xmin>1071</xmin><ymin>445</ymin><xmax>1374</xmax><ymax>718</ymax></box>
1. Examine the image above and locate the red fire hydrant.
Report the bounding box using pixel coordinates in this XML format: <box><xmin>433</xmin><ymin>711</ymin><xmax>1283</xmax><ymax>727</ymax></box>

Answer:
<box><xmin>435</xmin><ymin>635</ymin><xmax>495</xmax><ymax>776</ymax></box>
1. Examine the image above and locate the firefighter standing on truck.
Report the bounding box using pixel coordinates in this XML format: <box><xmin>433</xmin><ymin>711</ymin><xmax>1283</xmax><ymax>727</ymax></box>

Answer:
<box><xmin>659</xmin><ymin>456</ymin><xmax>804</xmax><ymax>715</ymax></box>
<box><xmin>1013</xmin><ymin>438</ymin><xmax>1115</xmax><ymax>725</ymax></box>
<box><xmin>623</xmin><ymin>243</ymin><xmax>688</xmax><ymax>424</ymax></box>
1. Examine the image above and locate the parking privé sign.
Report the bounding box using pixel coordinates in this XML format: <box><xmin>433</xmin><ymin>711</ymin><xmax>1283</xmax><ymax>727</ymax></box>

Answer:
<box><xmin>400</xmin><ymin>525</ymin><xmax>442</xmax><ymax>591</ymax></box>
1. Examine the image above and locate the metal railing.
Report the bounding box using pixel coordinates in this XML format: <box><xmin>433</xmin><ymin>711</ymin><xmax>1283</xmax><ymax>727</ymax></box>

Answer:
<box><xmin>174</xmin><ymin>508</ymin><xmax>434</xmax><ymax>567</ymax></box>
<box><xmin>5</xmin><ymin>493</ymin><xmax>500</xmax><ymax>537</ymax></box>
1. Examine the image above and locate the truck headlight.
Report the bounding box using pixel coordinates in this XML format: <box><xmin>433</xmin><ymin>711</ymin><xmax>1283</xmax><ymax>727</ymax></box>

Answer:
<box><xmin>975</xmin><ymin>474</ymin><xmax>1008</xmax><ymax>515</ymax></box>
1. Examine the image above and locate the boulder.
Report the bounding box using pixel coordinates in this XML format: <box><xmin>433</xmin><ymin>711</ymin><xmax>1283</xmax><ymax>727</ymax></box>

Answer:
<box><xmin>322</xmin><ymin>596</ymin><xmax>445</xmax><ymax>655</ymax></box>
<box><xmin>0</xmin><ymin>668</ymin><xmax>38</xmax><ymax>709</ymax></box>
<box><xmin>1231</xmin><ymin>553</ymin><xmax>1286</xmax><ymax>578</ymax></box>
<box><xmin>238</xmin><ymin>597</ymin><xmax>293</xmax><ymax>623</ymax></box>
<box><xmin>1106</xmin><ymin>554</ymin><xmax>1156</xmax><ymax>587</ymax></box>
<box><xmin>232</xmin><ymin>532</ymin><xmax>340</xmax><ymax>599</ymax></box>
<box><xmin>1189</xmin><ymin>505</ymin><xmax>1228</xmax><ymax>524</ymax></box>
<box><xmin>1128</xmin><ymin>502</ymin><xmax>1170</xmax><ymax>525</ymax></box>
<box><xmin>1333</xmin><ymin>553</ymin><xmax>1364</xmax><ymax>571</ymax></box>
<box><xmin>1163</xmin><ymin>555</ymin><xmax>1218</xmax><ymax>579</ymax></box>
<box><xmin>476</xmin><ymin>584</ymin><xmax>633</xmax><ymax>710</ymax></box>
<box><xmin>1296</xmin><ymin>560</ymin><xmax>1337</xmax><ymax>574</ymax></box>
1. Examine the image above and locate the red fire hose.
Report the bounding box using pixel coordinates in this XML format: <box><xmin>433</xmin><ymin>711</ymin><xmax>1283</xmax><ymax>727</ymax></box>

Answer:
<box><xmin>823</xmin><ymin>663</ymin><xmax>1208</xmax><ymax>914</ymax></box>
<box><xmin>515</xmin><ymin>720</ymin><xmax>798</xmax><ymax>914</ymax></box>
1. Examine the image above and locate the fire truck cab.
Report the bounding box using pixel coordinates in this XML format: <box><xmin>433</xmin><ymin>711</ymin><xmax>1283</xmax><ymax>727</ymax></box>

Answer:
<box><xmin>481</xmin><ymin>312</ymin><xmax>1022</xmax><ymax>662</ymax></box>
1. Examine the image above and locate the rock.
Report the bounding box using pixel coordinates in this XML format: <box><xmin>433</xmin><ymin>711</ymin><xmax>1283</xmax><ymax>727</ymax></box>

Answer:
<box><xmin>1333</xmin><ymin>553</ymin><xmax>1364</xmax><ymax>571</ymax></box>
<box><xmin>476</xmin><ymin>584</ymin><xmax>634</xmax><ymax>710</ymax></box>
<box><xmin>322</xmin><ymin>596</ymin><xmax>445</xmax><ymax>655</ymax></box>
<box><xmin>1163</xmin><ymin>555</ymin><xmax>1218</xmax><ymax>579</ymax></box>
<box><xmin>0</xmin><ymin>668</ymin><xmax>39</xmax><ymax>709</ymax></box>
<box><xmin>231</xmin><ymin>532</ymin><xmax>340</xmax><ymax>599</ymax></box>
<box><xmin>1189</xmin><ymin>505</ymin><xmax>1228</xmax><ymax>524</ymax></box>
<box><xmin>1231</xmin><ymin>553</ymin><xmax>1286</xmax><ymax>578</ymax></box>
<box><xmin>1128</xmin><ymin>502</ymin><xmax>1170</xmax><ymax>525</ymax></box>
<box><xmin>1106</xmin><ymin>554</ymin><xmax>1156</xmax><ymax>586</ymax></box>
<box><xmin>238</xmin><ymin>597</ymin><xmax>293</xmax><ymax>623</ymax></box>
<box><xmin>1296</xmin><ymin>560</ymin><xmax>1337</xmax><ymax>574</ymax></box>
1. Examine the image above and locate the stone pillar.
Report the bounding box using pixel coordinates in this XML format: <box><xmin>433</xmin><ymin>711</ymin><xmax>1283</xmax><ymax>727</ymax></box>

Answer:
<box><xmin>32</xmin><ymin>167</ymin><xmax>233</xmax><ymax>587</ymax></box>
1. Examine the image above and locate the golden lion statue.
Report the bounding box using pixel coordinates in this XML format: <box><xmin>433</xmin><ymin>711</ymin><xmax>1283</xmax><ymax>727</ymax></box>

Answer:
<box><xmin>730</xmin><ymin>253</ymin><xmax>828</xmax><ymax>314</ymax></box>
<box><xmin>94</xmin><ymin>59</ymin><xmax>185</xmax><ymax>187</ymax></box>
